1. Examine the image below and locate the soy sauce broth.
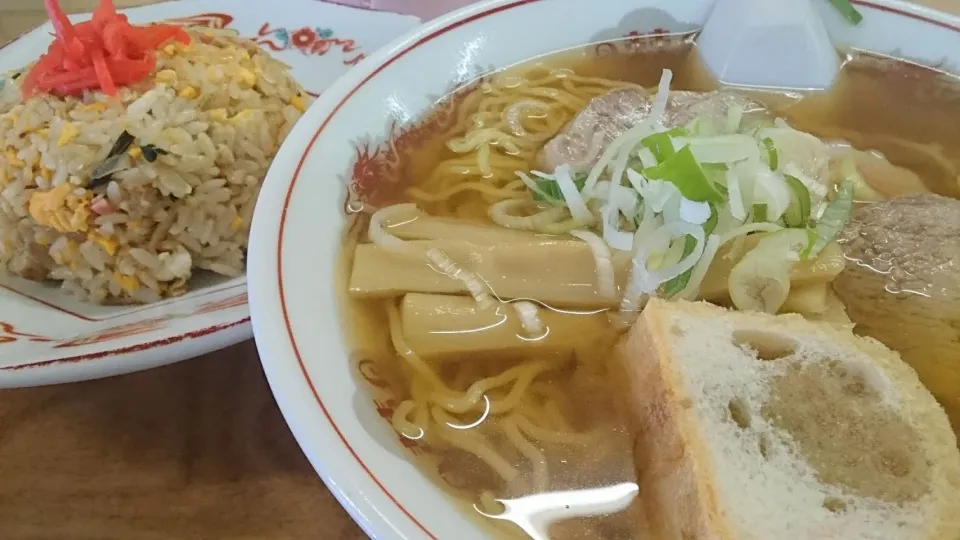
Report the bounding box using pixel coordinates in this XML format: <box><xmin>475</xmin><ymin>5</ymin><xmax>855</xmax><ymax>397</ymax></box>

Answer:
<box><xmin>340</xmin><ymin>35</ymin><xmax>960</xmax><ymax>540</ymax></box>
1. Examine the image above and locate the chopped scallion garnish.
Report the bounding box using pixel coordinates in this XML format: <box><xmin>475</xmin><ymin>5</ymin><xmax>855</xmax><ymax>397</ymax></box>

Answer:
<box><xmin>762</xmin><ymin>137</ymin><xmax>778</xmax><ymax>170</ymax></box>
<box><xmin>643</xmin><ymin>145</ymin><xmax>725</xmax><ymax>204</ymax></box>
<box><xmin>752</xmin><ymin>204</ymin><xmax>768</xmax><ymax>224</ymax></box>
<box><xmin>829</xmin><ymin>0</ymin><xmax>863</xmax><ymax>25</ymax></box>
<box><xmin>808</xmin><ymin>180</ymin><xmax>855</xmax><ymax>258</ymax></box>
<box><xmin>512</xmin><ymin>66</ymin><xmax>857</xmax><ymax>307</ymax></box>
<box><xmin>703</xmin><ymin>164</ymin><xmax>729</xmax><ymax>199</ymax></box>
<box><xmin>662</xmin><ymin>235</ymin><xmax>698</xmax><ymax>297</ymax></box>
<box><xmin>702</xmin><ymin>162</ymin><xmax>728</xmax><ymax>180</ymax></box>
<box><xmin>641</xmin><ymin>131</ymin><xmax>676</xmax><ymax>163</ymax></box>
<box><xmin>800</xmin><ymin>227</ymin><xmax>818</xmax><ymax>260</ymax></box>
<box><xmin>703</xmin><ymin>203</ymin><xmax>719</xmax><ymax>236</ymax></box>
<box><xmin>783</xmin><ymin>174</ymin><xmax>811</xmax><ymax>227</ymax></box>
<box><xmin>533</xmin><ymin>174</ymin><xmax>587</xmax><ymax>202</ymax></box>
<box><xmin>663</xmin><ymin>205</ymin><xmax>718</xmax><ymax>297</ymax></box>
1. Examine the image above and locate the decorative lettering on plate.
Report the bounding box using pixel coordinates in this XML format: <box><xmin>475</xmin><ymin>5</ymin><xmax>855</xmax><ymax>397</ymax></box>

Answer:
<box><xmin>253</xmin><ymin>23</ymin><xmax>365</xmax><ymax>66</ymax></box>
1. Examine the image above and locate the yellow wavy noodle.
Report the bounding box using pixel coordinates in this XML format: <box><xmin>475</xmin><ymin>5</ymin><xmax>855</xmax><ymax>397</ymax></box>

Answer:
<box><xmin>479</xmin><ymin>490</ymin><xmax>505</xmax><ymax>514</ymax></box>
<box><xmin>431</xmin><ymin>407</ymin><xmax>521</xmax><ymax>484</ymax></box>
<box><xmin>391</xmin><ymin>399</ymin><xmax>428</xmax><ymax>440</ymax></box>
<box><xmin>528</xmin><ymin>383</ymin><xmax>580</xmax><ymax>432</ymax></box>
<box><xmin>408</xmin><ymin>66</ymin><xmax>643</xmax><ymax>217</ymax></box>
<box><xmin>386</xmin><ymin>301</ymin><xmax>451</xmax><ymax>392</ymax></box>
<box><xmin>406</xmin><ymin>180</ymin><xmax>526</xmax><ymax>203</ymax></box>
<box><xmin>502</xmin><ymin>417</ymin><xmax>549</xmax><ymax>493</ymax></box>
<box><xmin>515</xmin><ymin>412</ymin><xmax>596</xmax><ymax>446</ymax></box>
<box><xmin>385</xmin><ymin>298</ymin><xmax>600</xmax><ymax>496</ymax></box>
<box><xmin>379</xmin><ymin>67</ymin><xmax>636</xmax><ymax>517</ymax></box>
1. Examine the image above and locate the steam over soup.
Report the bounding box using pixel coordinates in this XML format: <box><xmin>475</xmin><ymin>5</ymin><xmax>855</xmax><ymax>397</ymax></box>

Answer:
<box><xmin>339</xmin><ymin>34</ymin><xmax>960</xmax><ymax>539</ymax></box>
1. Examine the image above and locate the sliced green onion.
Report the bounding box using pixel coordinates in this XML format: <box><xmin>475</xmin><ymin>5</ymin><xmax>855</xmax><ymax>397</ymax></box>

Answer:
<box><xmin>800</xmin><ymin>227</ymin><xmax>818</xmax><ymax>260</ymax></box>
<box><xmin>725</xmin><ymin>105</ymin><xmax>744</xmax><ymax>134</ymax></box>
<box><xmin>662</xmin><ymin>235</ymin><xmax>698</xmax><ymax>297</ymax></box>
<box><xmin>682</xmin><ymin>134</ymin><xmax>761</xmax><ymax>164</ymax></box>
<box><xmin>703</xmin><ymin>203</ymin><xmax>719</xmax><ymax>236</ymax></box>
<box><xmin>702</xmin><ymin>164</ymin><xmax>729</xmax><ymax>199</ymax></box>
<box><xmin>664</xmin><ymin>205</ymin><xmax>718</xmax><ymax>298</ymax></box>
<box><xmin>745</xmin><ymin>118</ymin><xmax>776</xmax><ymax>136</ymax></box>
<box><xmin>684</xmin><ymin>117</ymin><xmax>702</xmax><ymax>136</ymax></box>
<box><xmin>783</xmin><ymin>174</ymin><xmax>811</xmax><ymax>227</ymax></box>
<box><xmin>643</xmin><ymin>145</ymin><xmax>725</xmax><ymax>204</ymax></box>
<box><xmin>714</xmin><ymin>182</ymin><xmax>729</xmax><ymax>199</ymax></box>
<box><xmin>829</xmin><ymin>0</ymin><xmax>863</xmax><ymax>25</ymax></box>
<box><xmin>532</xmin><ymin>173</ymin><xmax>587</xmax><ymax>202</ymax></box>
<box><xmin>702</xmin><ymin>162</ymin><xmax>729</xmax><ymax>173</ymax></box>
<box><xmin>839</xmin><ymin>156</ymin><xmax>884</xmax><ymax>202</ymax></box>
<box><xmin>762</xmin><ymin>137</ymin><xmax>778</xmax><ymax>170</ymax></box>
<box><xmin>808</xmin><ymin>180</ymin><xmax>855</xmax><ymax>258</ymax></box>
<box><xmin>641</xmin><ymin>132</ymin><xmax>676</xmax><ymax>163</ymax></box>
<box><xmin>753</xmin><ymin>204</ymin><xmax>768</xmax><ymax>224</ymax></box>
<box><xmin>702</xmin><ymin>162</ymin><xmax>727</xmax><ymax>183</ymax></box>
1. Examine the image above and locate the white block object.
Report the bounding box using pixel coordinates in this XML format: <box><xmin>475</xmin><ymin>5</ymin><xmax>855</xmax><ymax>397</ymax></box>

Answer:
<box><xmin>699</xmin><ymin>0</ymin><xmax>842</xmax><ymax>90</ymax></box>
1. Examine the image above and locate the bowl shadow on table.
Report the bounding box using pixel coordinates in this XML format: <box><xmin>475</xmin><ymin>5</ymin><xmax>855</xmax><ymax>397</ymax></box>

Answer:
<box><xmin>0</xmin><ymin>343</ymin><xmax>367</xmax><ymax>540</ymax></box>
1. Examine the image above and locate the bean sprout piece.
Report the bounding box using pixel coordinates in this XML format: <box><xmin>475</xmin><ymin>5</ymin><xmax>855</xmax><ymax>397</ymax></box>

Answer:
<box><xmin>570</xmin><ymin>229</ymin><xmax>616</xmax><ymax>300</ymax></box>
<box><xmin>513</xmin><ymin>301</ymin><xmax>543</xmax><ymax>336</ymax></box>
<box><xmin>369</xmin><ymin>203</ymin><xmax>421</xmax><ymax>254</ymax></box>
<box><xmin>427</xmin><ymin>248</ymin><xmax>496</xmax><ymax>310</ymax></box>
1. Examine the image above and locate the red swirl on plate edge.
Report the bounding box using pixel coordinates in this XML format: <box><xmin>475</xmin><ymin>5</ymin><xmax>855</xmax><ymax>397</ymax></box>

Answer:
<box><xmin>22</xmin><ymin>0</ymin><xmax>190</xmax><ymax>98</ymax></box>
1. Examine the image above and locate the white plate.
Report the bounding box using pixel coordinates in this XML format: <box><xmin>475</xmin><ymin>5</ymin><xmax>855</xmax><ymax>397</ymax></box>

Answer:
<box><xmin>246</xmin><ymin>0</ymin><xmax>960</xmax><ymax>538</ymax></box>
<box><xmin>0</xmin><ymin>0</ymin><xmax>420</xmax><ymax>387</ymax></box>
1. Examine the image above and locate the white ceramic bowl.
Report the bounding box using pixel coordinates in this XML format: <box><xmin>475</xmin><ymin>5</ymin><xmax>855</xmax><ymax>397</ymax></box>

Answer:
<box><xmin>248</xmin><ymin>1</ymin><xmax>960</xmax><ymax>538</ymax></box>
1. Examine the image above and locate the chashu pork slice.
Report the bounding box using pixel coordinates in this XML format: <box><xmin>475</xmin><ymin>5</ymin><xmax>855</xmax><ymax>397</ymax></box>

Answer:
<box><xmin>537</xmin><ymin>88</ymin><xmax>770</xmax><ymax>173</ymax></box>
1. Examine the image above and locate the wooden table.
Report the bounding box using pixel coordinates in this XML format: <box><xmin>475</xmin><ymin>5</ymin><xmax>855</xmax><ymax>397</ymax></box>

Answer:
<box><xmin>0</xmin><ymin>0</ymin><xmax>957</xmax><ymax>539</ymax></box>
<box><xmin>0</xmin><ymin>343</ymin><xmax>365</xmax><ymax>540</ymax></box>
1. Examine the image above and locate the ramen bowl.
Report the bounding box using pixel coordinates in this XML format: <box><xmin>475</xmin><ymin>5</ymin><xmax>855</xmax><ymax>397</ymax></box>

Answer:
<box><xmin>247</xmin><ymin>1</ymin><xmax>960</xmax><ymax>538</ymax></box>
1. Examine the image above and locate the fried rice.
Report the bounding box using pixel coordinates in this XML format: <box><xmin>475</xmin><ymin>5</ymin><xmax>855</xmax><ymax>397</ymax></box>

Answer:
<box><xmin>0</xmin><ymin>28</ymin><xmax>308</xmax><ymax>304</ymax></box>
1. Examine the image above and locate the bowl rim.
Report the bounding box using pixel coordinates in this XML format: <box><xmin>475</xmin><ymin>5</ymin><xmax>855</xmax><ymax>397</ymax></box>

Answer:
<box><xmin>248</xmin><ymin>0</ymin><xmax>960</xmax><ymax>538</ymax></box>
